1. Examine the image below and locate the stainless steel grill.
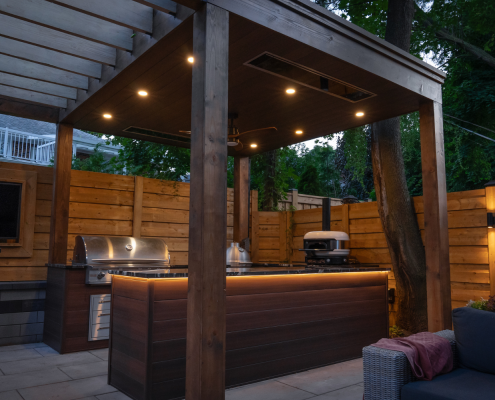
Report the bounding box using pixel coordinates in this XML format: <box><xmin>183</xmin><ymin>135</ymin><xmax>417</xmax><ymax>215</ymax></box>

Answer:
<box><xmin>72</xmin><ymin>236</ymin><xmax>170</xmax><ymax>285</ymax></box>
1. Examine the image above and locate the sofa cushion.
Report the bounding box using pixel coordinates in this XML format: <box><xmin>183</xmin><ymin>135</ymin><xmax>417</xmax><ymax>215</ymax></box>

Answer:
<box><xmin>401</xmin><ymin>368</ymin><xmax>495</xmax><ymax>400</ymax></box>
<box><xmin>453</xmin><ymin>306</ymin><xmax>495</xmax><ymax>374</ymax></box>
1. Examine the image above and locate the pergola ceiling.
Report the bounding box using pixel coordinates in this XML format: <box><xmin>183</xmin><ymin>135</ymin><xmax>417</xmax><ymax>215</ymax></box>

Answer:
<box><xmin>0</xmin><ymin>0</ymin><xmax>446</xmax><ymax>156</ymax></box>
<box><xmin>0</xmin><ymin>0</ymin><xmax>177</xmax><ymax>108</ymax></box>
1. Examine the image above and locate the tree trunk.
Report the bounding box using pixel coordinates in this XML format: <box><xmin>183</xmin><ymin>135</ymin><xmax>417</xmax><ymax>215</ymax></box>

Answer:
<box><xmin>371</xmin><ymin>0</ymin><xmax>428</xmax><ymax>332</ymax></box>
<box><xmin>262</xmin><ymin>150</ymin><xmax>278</xmax><ymax>211</ymax></box>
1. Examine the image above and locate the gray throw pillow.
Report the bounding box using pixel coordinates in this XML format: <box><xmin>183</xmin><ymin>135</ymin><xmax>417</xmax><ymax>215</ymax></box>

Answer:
<box><xmin>453</xmin><ymin>307</ymin><xmax>495</xmax><ymax>375</ymax></box>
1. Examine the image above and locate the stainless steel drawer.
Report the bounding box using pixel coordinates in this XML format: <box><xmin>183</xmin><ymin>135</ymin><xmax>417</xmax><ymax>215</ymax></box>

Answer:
<box><xmin>89</xmin><ymin>294</ymin><xmax>111</xmax><ymax>341</ymax></box>
<box><xmin>91</xmin><ymin>294</ymin><xmax>111</xmax><ymax>311</ymax></box>
<box><xmin>89</xmin><ymin>322</ymin><xmax>110</xmax><ymax>340</ymax></box>
<box><xmin>92</xmin><ymin>309</ymin><xmax>111</xmax><ymax>325</ymax></box>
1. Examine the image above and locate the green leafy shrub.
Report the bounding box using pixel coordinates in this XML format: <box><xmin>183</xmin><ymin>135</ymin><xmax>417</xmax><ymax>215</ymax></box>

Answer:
<box><xmin>389</xmin><ymin>325</ymin><xmax>405</xmax><ymax>338</ymax></box>
<box><xmin>467</xmin><ymin>296</ymin><xmax>495</xmax><ymax>312</ymax></box>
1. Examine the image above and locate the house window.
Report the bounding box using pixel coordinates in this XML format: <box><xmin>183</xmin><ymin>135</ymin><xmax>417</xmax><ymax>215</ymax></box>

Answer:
<box><xmin>0</xmin><ymin>182</ymin><xmax>22</xmax><ymax>243</ymax></box>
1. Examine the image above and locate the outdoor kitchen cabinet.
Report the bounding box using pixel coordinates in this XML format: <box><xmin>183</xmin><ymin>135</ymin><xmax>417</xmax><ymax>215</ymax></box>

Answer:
<box><xmin>44</xmin><ymin>266</ymin><xmax>111</xmax><ymax>354</ymax></box>
<box><xmin>107</xmin><ymin>268</ymin><xmax>389</xmax><ymax>400</ymax></box>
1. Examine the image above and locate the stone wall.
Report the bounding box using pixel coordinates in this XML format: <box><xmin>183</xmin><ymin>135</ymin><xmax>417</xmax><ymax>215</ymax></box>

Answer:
<box><xmin>0</xmin><ymin>281</ymin><xmax>45</xmax><ymax>346</ymax></box>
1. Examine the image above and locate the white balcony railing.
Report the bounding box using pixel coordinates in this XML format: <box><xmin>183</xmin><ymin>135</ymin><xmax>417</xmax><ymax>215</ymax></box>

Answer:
<box><xmin>0</xmin><ymin>127</ymin><xmax>121</xmax><ymax>166</ymax></box>
<box><xmin>1</xmin><ymin>128</ymin><xmax>56</xmax><ymax>165</ymax></box>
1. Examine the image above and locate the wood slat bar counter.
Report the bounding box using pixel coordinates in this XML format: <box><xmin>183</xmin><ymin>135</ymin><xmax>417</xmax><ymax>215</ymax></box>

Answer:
<box><xmin>108</xmin><ymin>266</ymin><xmax>390</xmax><ymax>400</ymax></box>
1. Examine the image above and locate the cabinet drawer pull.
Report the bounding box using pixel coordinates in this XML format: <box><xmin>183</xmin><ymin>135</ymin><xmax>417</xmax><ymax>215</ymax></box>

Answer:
<box><xmin>99</xmin><ymin>300</ymin><xmax>111</xmax><ymax>304</ymax></box>
<box><xmin>97</xmin><ymin>327</ymin><xmax>110</xmax><ymax>331</ymax></box>
<box><xmin>98</xmin><ymin>313</ymin><xmax>110</xmax><ymax>317</ymax></box>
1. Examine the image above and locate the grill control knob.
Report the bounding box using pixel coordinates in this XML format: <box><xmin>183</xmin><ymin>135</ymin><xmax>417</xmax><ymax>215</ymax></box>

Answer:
<box><xmin>97</xmin><ymin>272</ymin><xmax>106</xmax><ymax>280</ymax></box>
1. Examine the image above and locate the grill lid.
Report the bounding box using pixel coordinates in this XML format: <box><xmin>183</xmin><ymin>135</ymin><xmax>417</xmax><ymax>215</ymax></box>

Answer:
<box><xmin>72</xmin><ymin>236</ymin><xmax>170</xmax><ymax>268</ymax></box>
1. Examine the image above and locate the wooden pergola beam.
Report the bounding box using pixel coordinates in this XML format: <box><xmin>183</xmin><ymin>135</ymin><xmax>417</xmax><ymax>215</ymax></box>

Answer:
<box><xmin>208</xmin><ymin>0</ymin><xmax>444</xmax><ymax>102</ymax></box>
<box><xmin>0</xmin><ymin>36</ymin><xmax>102</xmax><ymax>78</ymax></box>
<box><xmin>0</xmin><ymin>0</ymin><xmax>133</xmax><ymax>50</ymax></box>
<box><xmin>0</xmin><ymin>54</ymin><xmax>88</xmax><ymax>90</ymax></box>
<box><xmin>59</xmin><ymin>8</ymin><xmax>194</xmax><ymax>123</ymax></box>
<box><xmin>0</xmin><ymin>72</ymin><xmax>77</xmax><ymax>99</ymax></box>
<box><xmin>0</xmin><ymin>95</ymin><xmax>59</xmax><ymax>122</ymax></box>
<box><xmin>0</xmin><ymin>14</ymin><xmax>116</xmax><ymax>65</ymax></box>
<box><xmin>166</xmin><ymin>0</ymin><xmax>203</xmax><ymax>10</ymax></box>
<box><xmin>186</xmin><ymin>4</ymin><xmax>229</xmax><ymax>399</ymax></box>
<box><xmin>234</xmin><ymin>156</ymin><xmax>250</xmax><ymax>243</ymax></box>
<box><xmin>0</xmin><ymin>85</ymin><xmax>67</xmax><ymax>108</ymax></box>
<box><xmin>48</xmin><ymin>123</ymin><xmax>73</xmax><ymax>265</ymax></box>
<box><xmin>49</xmin><ymin>0</ymin><xmax>154</xmax><ymax>34</ymax></box>
<box><xmin>133</xmin><ymin>0</ymin><xmax>177</xmax><ymax>15</ymax></box>
<box><xmin>420</xmin><ymin>100</ymin><xmax>452</xmax><ymax>331</ymax></box>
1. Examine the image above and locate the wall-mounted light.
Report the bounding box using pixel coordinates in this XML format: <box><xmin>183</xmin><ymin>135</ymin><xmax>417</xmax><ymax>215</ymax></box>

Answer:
<box><xmin>250</xmin><ymin>144</ymin><xmax>257</xmax><ymax>148</ymax></box>
<box><xmin>138</xmin><ymin>90</ymin><xmax>148</xmax><ymax>96</ymax></box>
<box><xmin>188</xmin><ymin>57</ymin><xmax>194</xmax><ymax>63</ymax></box>
<box><xmin>103</xmin><ymin>114</ymin><xmax>112</xmax><ymax>119</ymax></box>
<box><xmin>286</xmin><ymin>88</ymin><xmax>296</xmax><ymax>94</ymax></box>
<box><xmin>488</xmin><ymin>212</ymin><xmax>494</xmax><ymax>228</ymax></box>
<box><xmin>295</xmin><ymin>130</ymin><xmax>303</xmax><ymax>135</ymax></box>
<box><xmin>356</xmin><ymin>112</ymin><xmax>364</xmax><ymax>117</ymax></box>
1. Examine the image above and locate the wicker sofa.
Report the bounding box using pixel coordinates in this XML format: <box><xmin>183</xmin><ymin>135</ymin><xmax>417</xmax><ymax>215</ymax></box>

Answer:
<box><xmin>363</xmin><ymin>307</ymin><xmax>495</xmax><ymax>400</ymax></box>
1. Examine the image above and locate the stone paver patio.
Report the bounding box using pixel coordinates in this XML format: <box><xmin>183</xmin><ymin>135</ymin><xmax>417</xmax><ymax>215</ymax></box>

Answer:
<box><xmin>0</xmin><ymin>343</ymin><xmax>364</xmax><ymax>400</ymax></box>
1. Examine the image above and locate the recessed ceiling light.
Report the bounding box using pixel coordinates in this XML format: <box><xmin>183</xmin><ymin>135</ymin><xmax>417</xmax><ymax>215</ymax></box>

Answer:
<box><xmin>138</xmin><ymin>90</ymin><xmax>148</xmax><ymax>96</ymax></box>
<box><xmin>250</xmin><ymin>144</ymin><xmax>257</xmax><ymax>148</ymax></box>
<box><xmin>188</xmin><ymin>57</ymin><xmax>194</xmax><ymax>63</ymax></box>
<box><xmin>286</xmin><ymin>88</ymin><xmax>296</xmax><ymax>94</ymax></box>
<box><xmin>103</xmin><ymin>114</ymin><xmax>112</xmax><ymax>119</ymax></box>
<box><xmin>356</xmin><ymin>112</ymin><xmax>365</xmax><ymax>117</ymax></box>
<box><xmin>295</xmin><ymin>130</ymin><xmax>303</xmax><ymax>134</ymax></box>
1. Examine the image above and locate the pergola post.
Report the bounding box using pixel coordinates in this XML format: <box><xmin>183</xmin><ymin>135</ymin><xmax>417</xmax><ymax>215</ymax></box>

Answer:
<box><xmin>186</xmin><ymin>4</ymin><xmax>229</xmax><ymax>400</ymax></box>
<box><xmin>48</xmin><ymin>123</ymin><xmax>73</xmax><ymax>265</ymax></box>
<box><xmin>233</xmin><ymin>156</ymin><xmax>250</xmax><ymax>243</ymax></box>
<box><xmin>419</xmin><ymin>100</ymin><xmax>452</xmax><ymax>331</ymax></box>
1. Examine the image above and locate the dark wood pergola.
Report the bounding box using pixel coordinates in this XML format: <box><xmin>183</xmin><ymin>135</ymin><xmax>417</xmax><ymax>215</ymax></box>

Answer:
<box><xmin>0</xmin><ymin>0</ymin><xmax>450</xmax><ymax>398</ymax></box>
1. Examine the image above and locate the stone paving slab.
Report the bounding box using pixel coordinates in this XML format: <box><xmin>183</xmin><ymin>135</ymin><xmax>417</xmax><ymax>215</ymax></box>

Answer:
<box><xmin>0</xmin><ymin>348</ymin><xmax>43</xmax><ymax>363</ymax></box>
<box><xmin>60</xmin><ymin>361</ymin><xmax>109</xmax><ymax>379</ymax></box>
<box><xmin>89</xmin><ymin>349</ymin><xmax>109</xmax><ymax>361</ymax></box>
<box><xmin>34</xmin><ymin>345</ymin><xmax>60</xmax><ymax>357</ymax></box>
<box><xmin>226</xmin><ymin>380</ymin><xmax>315</xmax><ymax>400</ymax></box>
<box><xmin>0</xmin><ymin>342</ymin><xmax>365</xmax><ymax>400</ymax></box>
<box><xmin>0</xmin><ymin>391</ymin><xmax>23</xmax><ymax>400</ymax></box>
<box><xmin>0</xmin><ymin>367</ymin><xmax>71</xmax><ymax>392</ymax></box>
<box><xmin>97</xmin><ymin>392</ymin><xmax>133</xmax><ymax>400</ymax></box>
<box><xmin>276</xmin><ymin>359</ymin><xmax>364</xmax><ymax>395</ymax></box>
<box><xmin>18</xmin><ymin>375</ymin><xmax>117</xmax><ymax>400</ymax></box>
<box><xmin>0</xmin><ymin>351</ymin><xmax>100</xmax><ymax>375</ymax></box>
<box><xmin>309</xmin><ymin>384</ymin><xmax>364</xmax><ymax>399</ymax></box>
<box><xmin>0</xmin><ymin>343</ymin><xmax>47</xmax><ymax>353</ymax></box>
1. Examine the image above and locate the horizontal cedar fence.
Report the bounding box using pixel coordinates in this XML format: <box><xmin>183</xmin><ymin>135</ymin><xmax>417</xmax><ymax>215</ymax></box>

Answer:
<box><xmin>2</xmin><ymin>160</ymin><xmax>493</xmax><ymax>318</ymax></box>
<box><xmin>0</xmin><ymin>162</ymin><xmax>233</xmax><ymax>281</ymax></box>
<box><xmin>278</xmin><ymin>189</ymin><xmax>342</xmax><ymax>211</ymax></box>
<box><xmin>250</xmin><ymin>189</ymin><xmax>492</xmax><ymax>325</ymax></box>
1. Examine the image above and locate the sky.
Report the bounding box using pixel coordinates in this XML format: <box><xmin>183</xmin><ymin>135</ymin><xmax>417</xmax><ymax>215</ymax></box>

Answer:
<box><xmin>299</xmin><ymin>133</ymin><xmax>342</xmax><ymax>150</ymax></box>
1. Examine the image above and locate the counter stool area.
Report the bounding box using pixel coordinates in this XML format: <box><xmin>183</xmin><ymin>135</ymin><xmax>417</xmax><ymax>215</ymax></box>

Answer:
<box><xmin>0</xmin><ymin>342</ymin><xmax>365</xmax><ymax>400</ymax></box>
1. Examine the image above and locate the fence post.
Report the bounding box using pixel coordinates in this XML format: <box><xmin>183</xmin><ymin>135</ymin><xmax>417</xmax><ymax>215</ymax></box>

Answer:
<box><xmin>279</xmin><ymin>211</ymin><xmax>289</xmax><ymax>263</ymax></box>
<box><xmin>133</xmin><ymin>176</ymin><xmax>144</xmax><ymax>238</ymax></box>
<box><xmin>486</xmin><ymin>184</ymin><xmax>495</xmax><ymax>295</ymax></box>
<box><xmin>291</xmin><ymin>189</ymin><xmax>298</xmax><ymax>210</ymax></box>
<box><xmin>250</xmin><ymin>190</ymin><xmax>259</xmax><ymax>262</ymax></box>
<box><xmin>342</xmin><ymin>204</ymin><xmax>350</xmax><ymax>235</ymax></box>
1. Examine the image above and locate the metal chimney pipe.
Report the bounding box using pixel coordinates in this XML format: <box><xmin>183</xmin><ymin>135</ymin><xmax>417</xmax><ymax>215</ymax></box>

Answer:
<box><xmin>322</xmin><ymin>198</ymin><xmax>331</xmax><ymax>231</ymax></box>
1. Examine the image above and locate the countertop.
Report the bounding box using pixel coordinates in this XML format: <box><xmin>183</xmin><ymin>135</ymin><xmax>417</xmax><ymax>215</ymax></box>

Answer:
<box><xmin>108</xmin><ymin>264</ymin><xmax>390</xmax><ymax>278</ymax></box>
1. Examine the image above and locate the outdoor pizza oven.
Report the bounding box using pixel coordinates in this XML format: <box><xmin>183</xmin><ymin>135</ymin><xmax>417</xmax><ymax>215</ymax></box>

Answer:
<box><xmin>72</xmin><ymin>236</ymin><xmax>171</xmax><ymax>285</ymax></box>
